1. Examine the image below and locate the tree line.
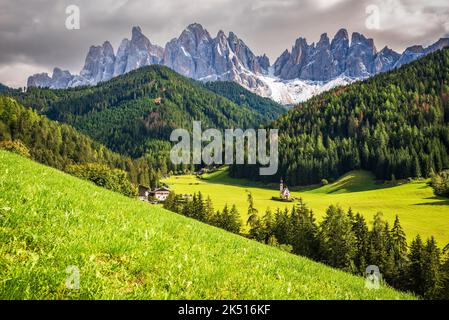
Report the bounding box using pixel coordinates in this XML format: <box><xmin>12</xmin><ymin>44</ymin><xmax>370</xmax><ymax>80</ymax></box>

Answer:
<box><xmin>163</xmin><ymin>192</ymin><xmax>242</xmax><ymax>234</ymax></box>
<box><xmin>163</xmin><ymin>190</ymin><xmax>449</xmax><ymax>300</ymax></box>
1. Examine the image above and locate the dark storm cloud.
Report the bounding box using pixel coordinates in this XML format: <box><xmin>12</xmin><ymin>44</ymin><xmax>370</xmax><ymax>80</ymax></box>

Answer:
<box><xmin>0</xmin><ymin>0</ymin><xmax>448</xmax><ymax>87</ymax></box>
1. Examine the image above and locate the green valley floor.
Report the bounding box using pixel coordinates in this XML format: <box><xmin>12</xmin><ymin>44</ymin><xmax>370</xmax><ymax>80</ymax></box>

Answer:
<box><xmin>162</xmin><ymin>168</ymin><xmax>449</xmax><ymax>246</ymax></box>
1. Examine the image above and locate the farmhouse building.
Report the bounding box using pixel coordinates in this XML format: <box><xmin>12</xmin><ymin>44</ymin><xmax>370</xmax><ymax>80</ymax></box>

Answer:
<box><xmin>150</xmin><ymin>187</ymin><xmax>171</xmax><ymax>202</ymax></box>
<box><xmin>138</xmin><ymin>185</ymin><xmax>151</xmax><ymax>201</ymax></box>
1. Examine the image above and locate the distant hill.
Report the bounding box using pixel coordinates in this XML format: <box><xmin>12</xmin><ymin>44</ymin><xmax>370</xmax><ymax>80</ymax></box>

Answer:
<box><xmin>203</xmin><ymin>81</ymin><xmax>286</xmax><ymax>121</ymax></box>
<box><xmin>231</xmin><ymin>48</ymin><xmax>449</xmax><ymax>185</ymax></box>
<box><xmin>11</xmin><ymin>65</ymin><xmax>273</xmax><ymax>158</ymax></box>
<box><xmin>0</xmin><ymin>83</ymin><xmax>10</xmax><ymax>93</ymax></box>
<box><xmin>0</xmin><ymin>150</ymin><xmax>414</xmax><ymax>300</ymax></box>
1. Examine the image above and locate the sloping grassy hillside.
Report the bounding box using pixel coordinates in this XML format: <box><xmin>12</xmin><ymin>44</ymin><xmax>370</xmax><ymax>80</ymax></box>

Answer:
<box><xmin>0</xmin><ymin>151</ymin><xmax>413</xmax><ymax>299</ymax></box>
<box><xmin>163</xmin><ymin>168</ymin><xmax>449</xmax><ymax>245</ymax></box>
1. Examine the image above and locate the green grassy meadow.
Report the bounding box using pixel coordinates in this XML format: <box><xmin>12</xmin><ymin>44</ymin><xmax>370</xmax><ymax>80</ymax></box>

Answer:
<box><xmin>162</xmin><ymin>168</ymin><xmax>449</xmax><ymax>246</ymax></box>
<box><xmin>0</xmin><ymin>150</ymin><xmax>414</xmax><ymax>299</ymax></box>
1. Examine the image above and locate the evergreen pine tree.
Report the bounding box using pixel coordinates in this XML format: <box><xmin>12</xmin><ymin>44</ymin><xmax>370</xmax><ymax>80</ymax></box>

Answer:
<box><xmin>228</xmin><ymin>204</ymin><xmax>242</xmax><ymax>234</ymax></box>
<box><xmin>204</xmin><ymin>196</ymin><xmax>214</xmax><ymax>224</ymax></box>
<box><xmin>440</xmin><ymin>244</ymin><xmax>449</xmax><ymax>299</ymax></box>
<box><xmin>368</xmin><ymin>213</ymin><xmax>389</xmax><ymax>274</ymax></box>
<box><xmin>290</xmin><ymin>199</ymin><xmax>320</xmax><ymax>259</ymax></box>
<box><xmin>390</xmin><ymin>215</ymin><xmax>409</xmax><ymax>287</ymax></box>
<box><xmin>351</xmin><ymin>212</ymin><xmax>370</xmax><ymax>274</ymax></box>
<box><xmin>246</xmin><ymin>192</ymin><xmax>259</xmax><ymax>227</ymax></box>
<box><xmin>421</xmin><ymin>237</ymin><xmax>442</xmax><ymax>299</ymax></box>
<box><xmin>407</xmin><ymin>235</ymin><xmax>425</xmax><ymax>295</ymax></box>
<box><xmin>319</xmin><ymin>205</ymin><xmax>357</xmax><ymax>272</ymax></box>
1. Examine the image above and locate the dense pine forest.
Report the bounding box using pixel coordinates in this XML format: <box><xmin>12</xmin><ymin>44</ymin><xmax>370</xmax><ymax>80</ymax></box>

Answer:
<box><xmin>230</xmin><ymin>48</ymin><xmax>449</xmax><ymax>185</ymax></box>
<box><xmin>203</xmin><ymin>81</ymin><xmax>286</xmax><ymax>121</ymax></box>
<box><xmin>0</xmin><ymin>96</ymin><xmax>159</xmax><ymax>191</ymax></box>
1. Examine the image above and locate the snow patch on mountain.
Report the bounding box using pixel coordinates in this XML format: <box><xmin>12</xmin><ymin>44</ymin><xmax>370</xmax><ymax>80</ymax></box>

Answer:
<box><xmin>254</xmin><ymin>68</ymin><xmax>356</xmax><ymax>105</ymax></box>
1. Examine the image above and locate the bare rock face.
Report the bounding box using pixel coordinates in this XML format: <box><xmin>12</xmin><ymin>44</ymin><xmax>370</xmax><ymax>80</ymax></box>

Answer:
<box><xmin>113</xmin><ymin>39</ymin><xmax>130</xmax><ymax>77</ymax></box>
<box><xmin>426</xmin><ymin>38</ymin><xmax>449</xmax><ymax>54</ymax></box>
<box><xmin>257</xmin><ymin>54</ymin><xmax>270</xmax><ymax>74</ymax></box>
<box><xmin>394</xmin><ymin>45</ymin><xmax>425</xmax><ymax>68</ymax></box>
<box><xmin>50</xmin><ymin>68</ymin><xmax>74</xmax><ymax>89</ymax></box>
<box><xmin>163</xmin><ymin>23</ymin><xmax>215</xmax><ymax>79</ymax></box>
<box><xmin>374</xmin><ymin>46</ymin><xmax>401</xmax><ymax>73</ymax></box>
<box><xmin>345</xmin><ymin>32</ymin><xmax>377</xmax><ymax>77</ymax></box>
<box><xmin>123</xmin><ymin>26</ymin><xmax>164</xmax><ymax>74</ymax></box>
<box><xmin>273</xmin><ymin>49</ymin><xmax>290</xmax><ymax>76</ymax></box>
<box><xmin>228</xmin><ymin>31</ymin><xmax>261</xmax><ymax>74</ymax></box>
<box><xmin>300</xmin><ymin>33</ymin><xmax>335</xmax><ymax>81</ymax></box>
<box><xmin>27</xmin><ymin>73</ymin><xmax>52</xmax><ymax>88</ymax></box>
<box><xmin>330</xmin><ymin>28</ymin><xmax>350</xmax><ymax>76</ymax></box>
<box><xmin>162</xmin><ymin>23</ymin><xmax>265</xmax><ymax>89</ymax></box>
<box><xmin>213</xmin><ymin>30</ymin><xmax>232</xmax><ymax>77</ymax></box>
<box><xmin>274</xmin><ymin>37</ymin><xmax>310</xmax><ymax>80</ymax></box>
<box><xmin>78</xmin><ymin>41</ymin><xmax>116</xmax><ymax>85</ymax></box>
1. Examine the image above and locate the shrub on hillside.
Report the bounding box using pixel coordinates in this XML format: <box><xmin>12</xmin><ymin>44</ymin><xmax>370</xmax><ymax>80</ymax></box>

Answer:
<box><xmin>66</xmin><ymin>163</ymin><xmax>137</xmax><ymax>197</ymax></box>
<box><xmin>431</xmin><ymin>170</ymin><xmax>449</xmax><ymax>198</ymax></box>
<box><xmin>0</xmin><ymin>140</ymin><xmax>30</xmax><ymax>158</ymax></box>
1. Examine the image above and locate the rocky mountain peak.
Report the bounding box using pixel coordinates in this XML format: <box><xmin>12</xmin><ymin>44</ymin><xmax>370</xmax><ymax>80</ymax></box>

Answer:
<box><xmin>131</xmin><ymin>26</ymin><xmax>144</xmax><ymax>39</ymax></box>
<box><xmin>27</xmin><ymin>72</ymin><xmax>52</xmax><ymax>88</ymax></box>
<box><xmin>102</xmin><ymin>41</ymin><xmax>114</xmax><ymax>55</ymax></box>
<box><xmin>181</xmin><ymin>23</ymin><xmax>212</xmax><ymax>43</ymax></box>
<box><xmin>79</xmin><ymin>40</ymin><xmax>116</xmax><ymax>85</ymax></box>
<box><xmin>257</xmin><ymin>54</ymin><xmax>270</xmax><ymax>73</ymax></box>
<box><xmin>317</xmin><ymin>33</ymin><xmax>330</xmax><ymax>48</ymax></box>
<box><xmin>51</xmin><ymin>68</ymin><xmax>73</xmax><ymax>89</ymax></box>
<box><xmin>374</xmin><ymin>46</ymin><xmax>400</xmax><ymax>73</ymax></box>
<box><xmin>405</xmin><ymin>45</ymin><xmax>425</xmax><ymax>53</ymax></box>
<box><xmin>216</xmin><ymin>30</ymin><xmax>226</xmax><ymax>39</ymax></box>
<box><xmin>334</xmin><ymin>28</ymin><xmax>349</xmax><ymax>41</ymax></box>
<box><xmin>130</xmin><ymin>26</ymin><xmax>151</xmax><ymax>47</ymax></box>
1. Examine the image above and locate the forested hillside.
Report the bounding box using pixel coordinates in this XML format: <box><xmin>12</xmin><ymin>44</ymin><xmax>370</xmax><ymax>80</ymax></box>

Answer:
<box><xmin>203</xmin><ymin>81</ymin><xmax>286</xmax><ymax>121</ymax></box>
<box><xmin>0</xmin><ymin>96</ymin><xmax>158</xmax><ymax>188</ymax></box>
<box><xmin>9</xmin><ymin>66</ymin><xmax>272</xmax><ymax>158</ymax></box>
<box><xmin>231</xmin><ymin>48</ymin><xmax>449</xmax><ymax>185</ymax></box>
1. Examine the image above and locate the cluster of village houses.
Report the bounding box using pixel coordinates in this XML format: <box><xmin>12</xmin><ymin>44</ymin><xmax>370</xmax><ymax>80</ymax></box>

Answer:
<box><xmin>138</xmin><ymin>185</ymin><xmax>170</xmax><ymax>203</ymax></box>
<box><xmin>138</xmin><ymin>178</ymin><xmax>291</xmax><ymax>204</ymax></box>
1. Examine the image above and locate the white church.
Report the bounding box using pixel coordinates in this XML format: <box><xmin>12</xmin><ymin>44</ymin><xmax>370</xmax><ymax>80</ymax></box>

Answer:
<box><xmin>280</xmin><ymin>179</ymin><xmax>291</xmax><ymax>200</ymax></box>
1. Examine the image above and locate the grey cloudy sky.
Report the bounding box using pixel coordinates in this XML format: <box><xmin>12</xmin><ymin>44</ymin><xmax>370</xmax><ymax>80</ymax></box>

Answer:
<box><xmin>0</xmin><ymin>0</ymin><xmax>448</xmax><ymax>87</ymax></box>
